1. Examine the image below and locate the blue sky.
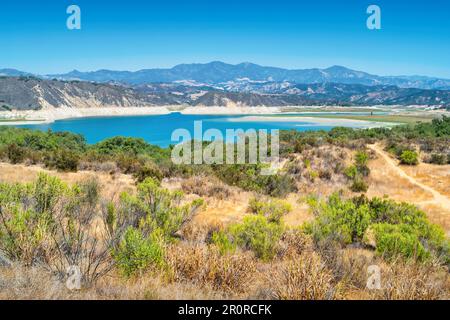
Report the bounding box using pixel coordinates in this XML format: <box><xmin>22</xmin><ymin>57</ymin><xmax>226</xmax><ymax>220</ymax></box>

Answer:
<box><xmin>1</xmin><ymin>0</ymin><xmax>449</xmax><ymax>77</ymax></box>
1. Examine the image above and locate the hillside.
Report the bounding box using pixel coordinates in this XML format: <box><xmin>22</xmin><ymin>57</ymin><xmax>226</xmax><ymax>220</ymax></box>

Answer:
<box><xmin>1</xmin><ymin>76</ymin><xmax>449</xmax><ymax>111</ymax></box>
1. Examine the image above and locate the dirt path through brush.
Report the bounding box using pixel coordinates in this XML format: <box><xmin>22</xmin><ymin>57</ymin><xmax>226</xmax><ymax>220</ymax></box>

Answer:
<box><xmin>367</xmin><ymin>144</ymin><xmax>450</xmax><ymax>210</ymax></box>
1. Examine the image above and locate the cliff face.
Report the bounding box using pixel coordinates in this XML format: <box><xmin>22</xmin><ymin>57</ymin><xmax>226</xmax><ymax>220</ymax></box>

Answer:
<box><xmin>0</xmin><ymin>77</ymin><xmax>181</xmax><ymax>111</ymax></box>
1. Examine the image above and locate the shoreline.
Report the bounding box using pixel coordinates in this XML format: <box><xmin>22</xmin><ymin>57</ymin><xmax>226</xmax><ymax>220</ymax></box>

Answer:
<box><xmin>0</xmin><ymin>105</ymin><xmax>446</xmax><ymax>127</ymax></box>
<box><xmin>0</xmin><ymin>106</ymin><xmax>286</xmax><ymax>125</ymax></box>
<box><xmin>226</xmin><ymin>115</ymin><xmax>396</xmax><ymax>128</ymax></box>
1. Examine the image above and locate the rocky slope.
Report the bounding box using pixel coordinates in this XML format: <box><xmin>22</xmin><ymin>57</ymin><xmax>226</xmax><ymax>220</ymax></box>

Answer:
<box><xmin>0</xmin><ymin>76</ymin><xmax>449</xmax><ymax>111</ymax></box>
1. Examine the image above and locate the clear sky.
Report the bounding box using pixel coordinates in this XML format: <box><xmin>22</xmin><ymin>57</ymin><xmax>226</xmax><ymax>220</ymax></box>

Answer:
<box><xmin>1</xmin><ymin>0</ymin><xmax>449</xmax><ymax>77</ymax></box>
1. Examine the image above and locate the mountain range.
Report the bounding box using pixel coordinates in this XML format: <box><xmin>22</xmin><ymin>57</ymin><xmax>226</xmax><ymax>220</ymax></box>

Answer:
<box><xmin>2</xmin><ymin>62</ymin><xmax>450</xmax><ymax>90</ymax></box>
<box><xmin>48</xmin><ymin>62</ymin><xmax>450</xmax><ymax>90</ymax></box>
<box><xmin>1</xmin><ymin>77</ymin><xmax>449</xmax><ymax>111</ymax></box>
<box><xmin>0</xmin><ymin>62</ymin><xmax>449</xmax><ymax>110</ymax></box>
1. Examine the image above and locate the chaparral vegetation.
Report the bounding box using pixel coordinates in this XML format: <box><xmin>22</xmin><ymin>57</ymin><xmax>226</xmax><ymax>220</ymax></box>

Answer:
<box><xmin>0</xmin><ymin>116</ymin><xmax>449</xmax><ymax>300</ymax></box>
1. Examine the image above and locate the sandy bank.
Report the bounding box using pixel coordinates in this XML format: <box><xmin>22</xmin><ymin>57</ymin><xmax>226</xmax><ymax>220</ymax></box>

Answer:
<box><xmin>0</xmin><ymin>106</ymin><xmax>174</xmax><ymax>125</ymax></box>
<box><xmin>0</xmin><ymin>106</ymin><xmax>286</xmax><ymax>125</ymax></box>
<box><xmin>0</xmin><ymin>106</ymin><xmax>410</xmax><ymax>128</ymax></box>
<box><xmin>227</xmin><ymin>115</ymin><xmax>396</xmax><ymax>128</ymax></box>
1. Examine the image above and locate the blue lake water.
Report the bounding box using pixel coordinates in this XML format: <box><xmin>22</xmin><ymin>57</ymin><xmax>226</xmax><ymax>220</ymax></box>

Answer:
<box><xmin>17</xmin><ymin>112</ymin><xmax>379</xmax><ymax>147</ymax></box>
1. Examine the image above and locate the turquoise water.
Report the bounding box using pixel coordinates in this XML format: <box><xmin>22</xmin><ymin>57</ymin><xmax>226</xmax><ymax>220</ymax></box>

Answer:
<box><xmin>17</xmin><ymin>112</ymin><xmax>377</xmax><ymax>147</ymax></box>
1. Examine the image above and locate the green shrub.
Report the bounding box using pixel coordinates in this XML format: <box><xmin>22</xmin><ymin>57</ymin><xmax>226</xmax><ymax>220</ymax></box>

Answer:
<box><xmin>0</xmin><ymin>205</ymin><xmax>52</xmax><ymax>265</ymax></box>
<box><xmin>210</xmin><ymin>231</ymin><xmax>236</xmax><ymax>254</ymax></box>
<box><xmin>371</xmin><ymin>223</ymin><xmax>429</xmax><ymax>262</ymax></box>
<box><xmin>229</xmin><ymin>215</ymin><xmax>284</xmax><ymax>261</ymax></box>
<box><xmin>305</xmin><ymin>194</ymin><xmax>449</xmax><ymax>263</ymax></box>
<box><xmin>350</xmin><ymin>177</ymin><xmax>368</xmax><ymax>193</ymax></box>
<box><xmin>355</xmin><ymin>150</ymin><xmax>369</xmax><ymax>168</ymax></box>
<box><xmin>304</xmin><ymin>193</ymin><xmax>372</xmax><ymax>245</ymax></box>
<box><xmin>400</xmin><ymin>150</ymin><xmax>419</xmax><ymax>165</ymax></box>
<box><xmin>212</xmin><ymin>162</ymin><xmax>296</xmax><ymax>198</ymax></box>
<box><xmin>344</xmin><ymin>165</ymin><xmax>358</xmax><ymax>179</ymax></box>
<box><xmin>429</xmin><ymin>153</ymin><xmax>447</xmax><ymax>165</ymax></box>
<box><xmin>43</xmin><ymin>148</ymin><xmax>79</xmax><ymax>172</ymax></box>
<box><xmin>113</xmin><ymin>227</ymin><xmax>165</xmax><ymax>277</ymax></box>
<box><xmin>133</xmin><ymin>161</ymin><xmax>163</xmax><ymax>183</ymax></box>
<box><xmin>116</xmin><ymin>178</ymin><xmax>204</xmax><ymax>240</ymax></box>
<box><xmin>6</xmin><ymin>143</ymin><xmax>26</xmax><ymax>164</ymax></box>
<box><xmin>248</xmin><ymin>197</ymin><xmax>292</xmax><ymax>223</ymax></box>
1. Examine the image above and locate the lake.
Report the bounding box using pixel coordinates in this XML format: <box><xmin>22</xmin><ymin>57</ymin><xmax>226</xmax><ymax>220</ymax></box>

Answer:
<box><xmin>16</xmin><ymin>112</ymin><xmax>380</xmax><ymax>147</ymax></box>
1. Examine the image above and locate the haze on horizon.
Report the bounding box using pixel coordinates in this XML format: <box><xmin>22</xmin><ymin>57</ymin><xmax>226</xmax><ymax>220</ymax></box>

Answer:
<box><xmin>1</xmin><ymin>0</ymin><xmax>449</xmax><ymax>78</ymax></box>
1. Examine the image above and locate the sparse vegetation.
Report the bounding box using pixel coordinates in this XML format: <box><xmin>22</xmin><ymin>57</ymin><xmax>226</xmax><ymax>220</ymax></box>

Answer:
<box><xmin>0</xmin><ymin>115</ymin><xmax>449</xmax><ymax>300</ymax></box>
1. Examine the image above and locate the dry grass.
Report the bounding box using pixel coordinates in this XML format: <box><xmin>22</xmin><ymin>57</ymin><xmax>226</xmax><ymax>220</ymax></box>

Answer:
<box><xmin>2</xmin><ymin>249</ymin><xmax>448</xmax><ymax>300</ymax></box>
<box><xmin>369</xmin><ymin>260</ymin><xmax>449</xmax><ymax>300</ymax></box>
<box><xmin>166</xmin><ymin>243</ymin><xmax>257</xmax><ymax>296</ymax></box>
<box><xmin>0</xmin><ymin>265</ymin><xmax>225</xmax><ymax>300</ymax></box>
<box><xmin>0</xmin><ymin>162</ymin><xmax>135</xmax><ymax>201</ymax></box>
<box><xmin>367</xmin><ymin>145</ymin><xmax>450</xmax><ymax>232</ymax></box>
<box><xmin>268</xmin><ymin>252</ymin><xmax>342</xmax><ymax>300</ymax></box>
<box><xmin>181</xmin><ymin>175</ymin><xmax>235</xmax><ymax>200</ymax></box>
<box><xmin>401</xmin><ymin>162</ymin><xmax>450</xmax><ymax>198</ymax></box>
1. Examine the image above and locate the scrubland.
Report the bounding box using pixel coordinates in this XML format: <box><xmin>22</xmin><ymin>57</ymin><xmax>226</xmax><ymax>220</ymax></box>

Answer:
<box><xmin>0</xmin><ymin>117</ymin><xmax>449</xmax><ymax>300</ymax></box>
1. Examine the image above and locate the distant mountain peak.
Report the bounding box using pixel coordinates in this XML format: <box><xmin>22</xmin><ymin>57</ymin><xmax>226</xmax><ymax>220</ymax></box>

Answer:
<box><xmin>33</xmin><ymin>61</ymin><xmax>449</xmax><ymax>90</ymax></box>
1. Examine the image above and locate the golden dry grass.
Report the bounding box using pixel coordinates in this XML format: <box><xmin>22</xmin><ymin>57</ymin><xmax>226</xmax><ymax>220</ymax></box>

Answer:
<box><xmin>366</xmin><ymin>145</ymin><xmax>450</xmax><ymax>232</ymax></box>
<box><xmin>0</xmin><ymin>162</ymin><xmax>135</xmax><ymax>201</ymax></box>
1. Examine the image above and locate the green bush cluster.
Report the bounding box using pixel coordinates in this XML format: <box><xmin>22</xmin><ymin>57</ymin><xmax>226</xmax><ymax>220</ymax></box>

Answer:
<box><xmin>305</xmin><ymin>194</ymin><xmax>449</xmax><ymax>264</ymax></box>
<box><xmin>344</xmin><ymin>150</ymin><xmax>370</xmax><ymax>193</ymax></box>
<box><xmin>248</xmin><ymin>197</ymin><xmax>292</xmax><ymax>223</ymax></box>
<box><xmin>211</xmin><ymin>214</ymin><xmax>285</xmax><ymax>261</ymax></box>
<box><xmin>399</xmin><ymin>150</ymin><xmax>419</xmax><ymax>165</ymax></box>
<box><xmin>113</xmin><ymin>227</ymin><xmax>165</xmax><ymax>277</ymax></box>
<box><xmin>428</xmin><ymin>153</ymin><xmax>448</xmax><ymax>165</ymax></box>
<box><xmin>110</xmin><ymin>178</ymin><xmax>204</xmax><ymax>276</ymax></box>
<box><xmin>212</xmin><ymin>163</ymin><xmax>296</xmax><ymax>197</ymax></box>
<box><xmin>229</xmin><ymin>215</ymin><xmax>284</xmax><ymax>261</ymax></box>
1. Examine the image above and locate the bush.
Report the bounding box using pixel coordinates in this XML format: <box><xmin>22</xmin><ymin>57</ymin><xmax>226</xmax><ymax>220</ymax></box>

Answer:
<box><xmin>428</xmin><ymin>153</ymin><xmax>447</xmax><ymax>165</ymax></box>
<box><xmin>400</xmin><ymin>150</ymin><xmax>419</xmax><ymax>165</ymax></box>
<box><xmin>350</xmin><ymin>178</ymin><xmax>368</xmax><ymax>193</ymax></box>
<box><xmin>370</xmin><ymin>223</ymin><xmax>429</xmax><ymax>262</ymax></box>
<box><xmin>369</xmin><ymin>261</ymin><xmax>449</xmax><ymax>300</ymax></box>
<box><xmin>212</xmin><ymin>164</ymin><xmax>296</xmax><ymax>198</ymax></box>
<box><xmin>210</xmin><ymin>231</ymin><xmax>236</xmax><ymax>255</ymax></box>
<box><xmin>355</xmin><ymin>150</ymin><xmax>369</xmax><ymax>168</ymax></box>
<box><xmin>248</xmin><ymin>198</ymin><xmax>292</xmax><ymax>223</ymax></box>
<box><xmin>43</xmin><ymin>148</ymin><xmax>79</xmax><ymax>172</ymax></box>
<box><xmin>344</xmin><ymin>165</ymin><xmax>358</xmax><ymax>179</ymax></box>
<box><xmin>6</xmin><ymin>143</ymin><xmax>26</xmax><ymax>164</ymax></box>
<box><xmin>229</xmin><ymin>215</ymin><xmax>284</xmax><ymax>261</ymax></box>
<box><xmin>114</xmin><ymin>178</ymin><xmax>204</xmax><ymax>240</ymax></box>
<box><xmin>133</xmin><ymin>161</ymin><xmax>163</xmax><ymax>183</ymax></box>
<box><xmin>0</xmin><ymin>173</ymin><xmax>119</xmax><ymax>285</ymax></box>
<box><xmin>113</xmin><ymin>227</ymin><xmax>165</xmax><ymax>277</ymax></box>
<box><xmin>306</xmin><ymin>194</ymin><xmax>449</xmax><ymax>264</ymax></box>
<box><xmin>305</xmin><ymin>193</ymin><xmax>372</xmax><ymax>245</ymax></box>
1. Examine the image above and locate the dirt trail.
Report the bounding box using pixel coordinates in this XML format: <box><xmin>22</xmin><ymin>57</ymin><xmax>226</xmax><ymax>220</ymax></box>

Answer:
<box><xmin>367</xmin><ymin>144</ymin><xmax>450</xmax><ymax>210</ymax></box>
